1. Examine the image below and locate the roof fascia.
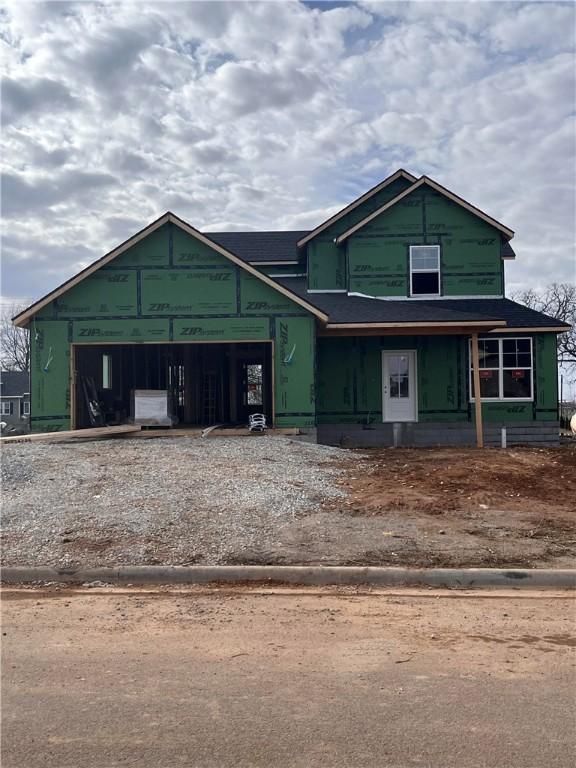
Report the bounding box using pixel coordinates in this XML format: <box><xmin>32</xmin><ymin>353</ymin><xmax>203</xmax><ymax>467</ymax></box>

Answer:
<box><xmin>296</xmin><ymin>169</ymin><xmax>417</xmax><ymax>248</ymax></box>
<box><xmin>14</xmin><ymin>213</ymin><xmax>328</xmax><ymax>328</ymax></box>
<box><xmin>324</xmin><ymin>320</ymin><xmax>507</xmax><ymax>330</ymax></box>
<box><xmin>487</xmin><ymin>326</ymin><xmax>570</xmax><ymax>333</ymax></box>
<box><xmin>336</xmin><ymin>177</ymin><xmax>514</xmax><ymax>244</ymax></box>
<box><xmin>13</xmin><ymin>213</ymin><xmax>171</xmax><ymax>327</ymax></box>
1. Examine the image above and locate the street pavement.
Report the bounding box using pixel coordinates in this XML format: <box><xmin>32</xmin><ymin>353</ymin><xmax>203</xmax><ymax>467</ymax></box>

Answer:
<box><xmin>2</xmin><ymin>585</ymin><xmax>575</xmax><ymax>768</ymax></box>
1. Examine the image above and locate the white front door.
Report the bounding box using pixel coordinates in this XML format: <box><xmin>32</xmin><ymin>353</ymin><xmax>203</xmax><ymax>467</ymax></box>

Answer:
<box><xmin>382</xmin><ymin>351</ymin><xmax>417</xmax><ymax>422</ymax></box>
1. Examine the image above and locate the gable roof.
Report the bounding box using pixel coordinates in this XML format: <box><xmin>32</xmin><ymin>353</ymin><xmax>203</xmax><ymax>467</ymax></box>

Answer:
<box><xmin>208</xmin><ymin>230</ymin><xmax>308</xmax><ymax>263</ymax></box>
<box><xmin>0</xmin><ymin>371</ymin><xmax>30</xmax><ymax>397</ymax></box>
<box><xmin>336</xmin><ymin>176</ymin><xmax>514</xmax><ymax>244</ymax></box>
<box><xmin>296</xmin><ymin>169</ymin><xmax>417</xmax><ymax>248</ymax></box>
<box><xmin>12</xmin><ymin>213</ymin><xmax>328</xmax><ymax>328</ymax></box>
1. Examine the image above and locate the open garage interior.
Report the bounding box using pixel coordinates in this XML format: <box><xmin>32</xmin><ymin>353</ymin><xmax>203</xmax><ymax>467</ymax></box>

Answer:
<box><xmin>73</xmin><ymin>342</ymin><xmax>273</xmax><ymax>430</ymax></box>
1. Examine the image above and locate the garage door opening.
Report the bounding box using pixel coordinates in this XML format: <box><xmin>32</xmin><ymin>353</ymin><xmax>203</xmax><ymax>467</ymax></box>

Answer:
<box><xmin>73</xmin><ymin>342</ymin><xmax>273</xmax><ymax>429</ymax></box>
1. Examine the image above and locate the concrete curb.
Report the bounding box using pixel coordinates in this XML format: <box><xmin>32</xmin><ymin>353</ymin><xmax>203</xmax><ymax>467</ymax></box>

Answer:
<box><xmin>1</xmin><ymin>566</ymin><xmax>575</xmax><ymax>589</ymax></box>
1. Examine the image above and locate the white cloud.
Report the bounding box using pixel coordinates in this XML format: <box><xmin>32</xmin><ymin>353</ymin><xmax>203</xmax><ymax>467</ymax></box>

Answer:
<box><xmin>0</xmin><ymin>0</ymin><xmax>574</xmax><ymax>301</ymax></box>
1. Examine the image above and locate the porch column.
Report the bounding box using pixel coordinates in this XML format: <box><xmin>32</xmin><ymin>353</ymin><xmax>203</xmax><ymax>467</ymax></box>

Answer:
<box><xmin>470</xmin><ymin>332</ymin><xmax>484</xmax><ymax>449</ymax></box>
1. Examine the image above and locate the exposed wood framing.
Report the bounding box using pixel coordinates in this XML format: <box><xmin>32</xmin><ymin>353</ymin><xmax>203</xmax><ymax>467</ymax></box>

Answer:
<box><xmin>470</xmin><ymin>332</ymin><xmax>484</xmax><ymax>449</ymax></box>
<box><xmin>488</xmin><ymin>326</ymin><xmax>569</xmax><ymax>334</ymax></box>
<box><xmin>318</xmin><ymin>320</ymin><xmax>506</xmax><ymax>338</ymax></box>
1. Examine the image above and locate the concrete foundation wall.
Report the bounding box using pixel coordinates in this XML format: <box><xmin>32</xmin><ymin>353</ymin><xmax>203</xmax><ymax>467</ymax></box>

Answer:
<box><xmin>317</xmin><ymin>421</ymin><xmax>560</xmax><ymax>448</ymax></box>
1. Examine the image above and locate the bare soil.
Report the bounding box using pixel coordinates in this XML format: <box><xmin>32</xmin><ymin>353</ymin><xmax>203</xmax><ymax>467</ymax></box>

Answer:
<box><xmin>319</xmin><ymin>444</ymin><xmax>576</xmax><ymax>568</ymax></box>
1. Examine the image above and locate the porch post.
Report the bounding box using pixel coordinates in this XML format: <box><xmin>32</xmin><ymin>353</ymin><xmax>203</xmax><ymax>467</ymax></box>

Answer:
<box><xmin>470</xmin><ymin>332</ymin><xmax>484</xmax><ymax>448</ymax></box>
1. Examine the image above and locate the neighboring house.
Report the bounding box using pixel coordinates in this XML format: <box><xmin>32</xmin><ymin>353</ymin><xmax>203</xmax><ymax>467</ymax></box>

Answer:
<box><xmin>0</xmin><ymin>371</ymin><xmax>30</xmax><ymax>430</ymax></box>
<box><xmin>13</xmin><ymin>169</ymin><xmax>570</xmax><ymax>446</ymax></box>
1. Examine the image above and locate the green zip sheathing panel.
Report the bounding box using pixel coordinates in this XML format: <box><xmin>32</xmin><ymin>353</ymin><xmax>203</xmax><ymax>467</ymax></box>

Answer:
<box><xmin>317</xmin><ymin>334</ymin><xmax>557</xmax><ymax>425</ymax></box>
<box><xmin>29</xmin><ymin>223</ymin><xmax>316</xmax><ymax>431</ymax></box>
<box><xmin>307</xmin><ymin>176</ymin><xmax>413</xmax><ymax>291</ymax></box>
<box><xmin>30</xmin><ymin>321</ymin><xmax>71</xmax><ymax>431</ymax></box>
<box><xmin>347</xmin><ymin>185</ymin><xmax>503</xmax><ymax>297</ymax></box>
<box><xmin>274</xmin><ymin>317</ymin><xmax>316</xmax><ymax>427</ymax></box>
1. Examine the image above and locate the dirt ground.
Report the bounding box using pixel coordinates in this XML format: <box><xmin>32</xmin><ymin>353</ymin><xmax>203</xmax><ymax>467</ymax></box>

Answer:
<box><xmin>2</xmin><ymin>585</ymin><xmax>575</xmax><ymax>768</ymax></box>
<box><xmin>318</xmin><ymin>444</ymin><xmax>576</xmax><ymax>568</ymax></box>
<box><xmin>2</xmin><ymin>439</ymin><xmax>575</xmax><ymax>569</ymax></box>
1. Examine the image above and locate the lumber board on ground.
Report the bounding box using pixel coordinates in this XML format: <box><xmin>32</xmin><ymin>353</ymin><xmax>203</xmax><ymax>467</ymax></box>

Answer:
<box><xmin>0</xmin><ymin>425</ymin><xmax>141</xmax><ymax>445</ymax></box>
<box><xmin>121</xmin><ymin>427</ymin><xmax>301</xmax><ymax>439</ymax></box>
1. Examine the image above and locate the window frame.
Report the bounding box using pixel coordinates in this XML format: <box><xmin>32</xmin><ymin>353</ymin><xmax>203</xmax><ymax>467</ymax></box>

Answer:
<box><xmin>409</xmin><ymin>245</ymin><xmax>441</xmax><ymax>297</ymax></box>
<box><xmin>1</xmin><ymin>401</ymin><xmax>13</xmax><ymax>416</ymax></box>
<box><xmin>22</xmin><ymin>400</ymin><xmax>30</xmax><ymax>416</ymax></box>
<box><xmin>469</xmin><ymin>336</ymin><xmax>534</xmax><ymax>402</ymax></box>
<box><xmin>102</xmin><ymin>353</ymin><xmax>113</xmax><ymax>390</ymax></box>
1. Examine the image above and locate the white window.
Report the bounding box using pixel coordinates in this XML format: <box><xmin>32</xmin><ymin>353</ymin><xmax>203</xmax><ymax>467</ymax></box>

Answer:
<box><xmin>1</xmin><ymin>401</ymin><xmax>13</xmax><ymax>416</ymax></box>
<box><xmin>470</xmin><ymin>337</ymin><xmax>533</xmax><ymax>401</ymax></box>
<box><xmin>22</xmin><ymin>401</ymin><xmax>30</xmax><ymax>416</ymax></box>
<box><xmin>410</xmin><ymin>245</ymin><xmax>440</xmax><ymax>296</ymax></box>
<box><xmin>102</xmin><ymin>354</ymin><xmax>112</xmax><ymax>390</ymax></box>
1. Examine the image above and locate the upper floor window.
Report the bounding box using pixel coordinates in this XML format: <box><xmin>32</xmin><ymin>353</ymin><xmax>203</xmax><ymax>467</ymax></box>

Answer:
<box><xmin>22</xmin><ymin>401</ymin><xmax>30</xmax><ymax>416</ymax></box>
<box><xmin>1</xmin><ymin>401</ymin><xmax>12</xmax><ymax>416</ymax></box>
<box><xmin>410</xmin><ymin>245</ymin><xmax>440</xmax><ymax>296</ymax></box>
<box><xmin>469</xmin><ymin>337</ymin><xmax>533</xmax><ymax>401</ymax></box>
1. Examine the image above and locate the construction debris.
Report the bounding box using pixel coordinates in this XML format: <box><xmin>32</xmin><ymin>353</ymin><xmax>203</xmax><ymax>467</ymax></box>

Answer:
<box><xmin>0</xmin><ymin>424</ymin><xmax>141</xmax><ymax>445</ymax></box>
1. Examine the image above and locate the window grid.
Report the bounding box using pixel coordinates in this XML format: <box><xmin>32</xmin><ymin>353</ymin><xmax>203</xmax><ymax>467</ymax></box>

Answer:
<box><xmin>410</xmin><ymin>245</ymin><xmax>440</xmax><ymax>297</ymax></box>
<box><xmin>469</xmin><ymin>337</ymin><xmax>533</xmax><ymax>402</ymax></box>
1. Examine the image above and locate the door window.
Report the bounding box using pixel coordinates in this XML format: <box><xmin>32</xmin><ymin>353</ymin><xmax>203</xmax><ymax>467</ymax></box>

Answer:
<box><xmin>388</xmin><ymin>355</ymin><xmax>410</xmax><ymax>399</ymax></box>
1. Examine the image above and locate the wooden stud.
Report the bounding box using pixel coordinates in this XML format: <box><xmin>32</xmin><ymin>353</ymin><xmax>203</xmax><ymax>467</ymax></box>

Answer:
<box><xmin>470</xmin><ymin>332</ymin><xmax>484</xmax><ymax>449</ymax></box>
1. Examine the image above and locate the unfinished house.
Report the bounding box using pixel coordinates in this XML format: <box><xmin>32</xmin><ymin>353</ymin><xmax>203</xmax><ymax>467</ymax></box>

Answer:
<box><xmin>13</xmin><ymin>170</ymin><xmax>569</xmax><ymax>446</ymax></box>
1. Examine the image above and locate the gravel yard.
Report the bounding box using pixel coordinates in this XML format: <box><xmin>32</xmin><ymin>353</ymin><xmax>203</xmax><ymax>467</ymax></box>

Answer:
<box><xmin>1</xmin><ymin>437</ymin><xmax>358</xmax><ymax>567</ymax></box>
<box><xmin>2</xmin><ymin>436</ymin><xmax>575</xmax><ymax>569</ymax></box>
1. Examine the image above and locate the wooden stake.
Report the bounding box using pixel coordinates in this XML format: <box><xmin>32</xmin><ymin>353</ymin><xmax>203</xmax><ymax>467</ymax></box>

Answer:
<box><xmin>471</xmin><ymin>333</ymin><xmax>484</xmax><ymax>449</ymax></box>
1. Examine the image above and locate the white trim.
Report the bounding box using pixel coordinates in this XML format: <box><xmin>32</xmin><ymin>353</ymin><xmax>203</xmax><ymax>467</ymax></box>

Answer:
<box><xmin>22</xmin><ymin>401</ymin><xmax>30</xmax><ymax>416</ymax></box>
<box><xmin>0</xmin><ymin>402</ymin><xmax>13</xmax><ymax>415</ymax></box>
<box><xmin>347</xmin><ymin>292</ymin><xmax>505</xmax><ymax>301</ymax></box>
<box><xmin>249</xmin><ymin>261</ymin><xmax>299</xmax><ymax>266</ymax></box>
<box><xmin>297</xmin><ymin>169</ymin><xmax>417</xmax><ymax>247</ymax></box>
<box><xmin>409</xmin><ymin>245</ymin><xmax>440</xmax><ymax>298</ymax></box>
<box><xmin>267</xmin><ymin>273</ymin><xmax>307</xmax><ymax>278</ymax></box>
<box><xmin>336</xmin><ymin>176</ymin><xmax>514</xmax><ymax>243</ymax></box>
<box><xmin>307</xmin><ymin>289</ymin><xmax>347</xmax><ymax>294</ymax></box>
<box><xmin>382</xmin><ymin>350</ymin><xmax>418</xmax><ymax>423</ymax></box>
<box><xmin>469</xmin><ymin>336</ymin><xmax>534</xmax><ymax>402</ymax></box>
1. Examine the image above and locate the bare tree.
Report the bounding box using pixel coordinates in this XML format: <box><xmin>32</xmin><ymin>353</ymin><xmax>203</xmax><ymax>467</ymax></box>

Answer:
<box><xmin>512</xmin><ymin>283</ymin><xmax>575</xmax><ymax>371</ymax></box>
<box><xmin>1</xmin><ymin>303</ymin><xmax>30</xmax><ymax>372</ymax></box>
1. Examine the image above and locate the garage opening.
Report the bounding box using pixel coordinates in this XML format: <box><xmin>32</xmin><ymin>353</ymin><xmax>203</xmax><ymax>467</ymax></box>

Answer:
<box><xmin>73</xmin><ymin>342</ymin><xmax>273</xmax><ymax>429</ymax></box>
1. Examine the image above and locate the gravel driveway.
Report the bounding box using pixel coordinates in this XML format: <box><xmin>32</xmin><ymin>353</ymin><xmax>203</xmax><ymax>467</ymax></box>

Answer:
<box><xmin>1</xmin><ymin>437</ymin><xmax>359</xmax><ymax>567</ymax></box>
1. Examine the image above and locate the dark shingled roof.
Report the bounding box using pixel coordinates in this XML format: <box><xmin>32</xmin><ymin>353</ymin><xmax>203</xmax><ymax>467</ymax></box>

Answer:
<box><xmin>273</xmin><ymin>278</ymin><xmax>569</xmax><ymax>328</ymax></box>
<box><xmin>207</xmin><ymin>231</ymin><xmax>309</xmax><ymax>263</ymax></box>
<box><xmin>0</xmin><ymin>371</ymin><xmax>29</xmax><ymax>397</ymax></box>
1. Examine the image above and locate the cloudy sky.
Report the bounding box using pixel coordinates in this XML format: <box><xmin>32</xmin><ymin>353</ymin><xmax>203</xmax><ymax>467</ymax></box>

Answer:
<box><xmin>1</xmin><ymin>0</ymin><xmax>575</xmax><ymax>305</ymax></box>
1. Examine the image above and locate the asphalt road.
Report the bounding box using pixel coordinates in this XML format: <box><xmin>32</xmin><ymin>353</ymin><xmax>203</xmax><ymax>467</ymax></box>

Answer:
<box><xmin>2</xmin><ymin>586</ymin><xmax>575</xmax><ymax>768</ymax></box>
